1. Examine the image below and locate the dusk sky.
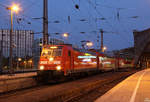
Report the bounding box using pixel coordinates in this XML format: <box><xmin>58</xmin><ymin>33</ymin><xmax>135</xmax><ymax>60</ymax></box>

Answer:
<box><xmin>0</xmin><ymin>0</ymin><xmax>150</xmax><ymax>50</ymax></box>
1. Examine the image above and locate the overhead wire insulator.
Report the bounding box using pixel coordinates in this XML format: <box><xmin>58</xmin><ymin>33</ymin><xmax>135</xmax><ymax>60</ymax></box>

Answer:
<box><xmin>28</xmin><ymin>22</ymin><xmax>31</xmax><ymax>24</ymax></box>
<box><xmin>68</xmin><ymin>16</ymin><xmax>71</xmax><ymax>24</ymax></box>
<box><xmin>80</xmin><ymin>19</ymin><xmax>87</xmax><ymax>22</ymax></box>
<box><xmin>75</xmin><ymin>4</ymin><xmax>79</xmax><ymax>9</ymax></box>
<box><xmin>54</xmin><ymin>32</ymin><xmax>59</xmax><ymax>35</ymax></box>
<box><xmin>53</xmin><ymin>20</ymin><xmax>60</xmax><ymax>23</ymax></box>
<box><xmin>80</xmin><ymin>32</ymin><xmax>85</xmax><ymax>34</ymax></box>
<box><xmin>131</xmin><ymin>16</ymin><xmax>139</xmax><ymax>19</ymax></box>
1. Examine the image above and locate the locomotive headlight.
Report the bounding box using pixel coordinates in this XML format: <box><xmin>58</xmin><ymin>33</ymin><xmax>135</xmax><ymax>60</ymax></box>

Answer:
<box><xmin>56</xmin><ymin>66</ymin><xmax>61</xmax><ymax>71</ymax></box>
<box><xmin>40</xmin><ymin>66</ymin><xmax>44</xmax><ymax>70</ymax></box>
<box><xmin>49</xmin><ymin>57</ymin><xmax>54</xmax><ymax>61</ymax></box>
<box><xmin>121</xmin><ymin>62</ymin><xmax>124</xmax><ymax>65</ymax></box>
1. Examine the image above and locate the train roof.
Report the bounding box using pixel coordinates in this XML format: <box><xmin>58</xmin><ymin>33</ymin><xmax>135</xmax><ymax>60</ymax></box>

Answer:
<box><xmin>72</xmin><ymin>48</ymin><xmax>97</xmax><ymax>55</ymax></box>
<box><xmin>43</xmin><ymin>44</ymin><xmax>102</xmax><ymax>55</ymax></box>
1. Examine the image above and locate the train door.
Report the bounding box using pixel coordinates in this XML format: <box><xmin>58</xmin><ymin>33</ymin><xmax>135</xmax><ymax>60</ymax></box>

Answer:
<box><xmin>68</xmin><ymin>50</ymin><xmax>71</xmax><ymax>69</ymax></box>
<box><xmin>115</xmin><ymin>58</ymin><xmax>119</xmax><ymax>69</ymax></box>
<box><xmin>68</xmin><ymin>50</ymin><xmax>74</xmax><ymax>73</ymax></box>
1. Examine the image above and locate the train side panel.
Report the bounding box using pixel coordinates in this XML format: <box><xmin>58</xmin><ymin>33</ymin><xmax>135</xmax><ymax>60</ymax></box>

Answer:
<box><xmin>99</xmin><ymin>56</ymin><xmax>116</xmax><ymax>71</ymax></box>
<box><xmin>66</xmin><ymin>50</ymin><xmax>98</xmax><ymax>74</ymax></box>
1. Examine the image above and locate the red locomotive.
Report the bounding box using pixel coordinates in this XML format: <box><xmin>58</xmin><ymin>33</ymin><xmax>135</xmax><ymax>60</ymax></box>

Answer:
<box><xmin>37</xmin><ymin>44</ymin><xmax>134</xmax><ymax>80</ymax></box>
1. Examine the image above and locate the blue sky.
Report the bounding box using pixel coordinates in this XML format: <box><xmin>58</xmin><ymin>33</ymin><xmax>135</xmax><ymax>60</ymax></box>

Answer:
<box><xmin>0</xmin><ymin>0</ymin><xmax>150</xmax><ymax>50</ymax></box>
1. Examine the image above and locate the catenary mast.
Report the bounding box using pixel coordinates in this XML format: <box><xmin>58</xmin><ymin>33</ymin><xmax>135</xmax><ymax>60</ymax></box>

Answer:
<box><xmin>43</xmin><ymin>0</ymin><xmax>49</xmax><ymax>45</ymax></box>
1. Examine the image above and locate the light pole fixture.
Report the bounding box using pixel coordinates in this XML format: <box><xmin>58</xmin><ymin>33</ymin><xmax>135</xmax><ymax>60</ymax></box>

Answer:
<box><xmin>63</xmin><ymin>33</ymin><xmax>69</xmax><ymax>38</ymax></box>
<box><xmin>7</xmin><ymin>4</ymin><xmax>20</xmax><ymax>74</ymax></box>
<box><xmin>81</xmin><ymin>40</ymin><xmax>93</xmax><ymax>49</ymax></box>
<box><xmin>102</xmin><ymin>46</ymin><xmax>107</xmax><ymax>52</ymax></box>
<box><xmin>86</xmin><ymin>42</ymin><xmax>93</xmax><ymax>48</ymax></box>
<box><xmin>18</xmin><ymin>58</ymin><xmax>22</xmax><ymax>61</ymax></box>
<box><xmin>62</xmin><ymin>33</ymin><xmax>69</xmax><ymax>44</ymax></box>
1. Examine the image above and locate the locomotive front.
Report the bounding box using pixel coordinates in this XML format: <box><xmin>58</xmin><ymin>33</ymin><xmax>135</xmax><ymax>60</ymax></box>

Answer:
<box><xmin>38</xmin><ymin>45</ymin><xmax>64</xmax><ymax>78</ymax></box>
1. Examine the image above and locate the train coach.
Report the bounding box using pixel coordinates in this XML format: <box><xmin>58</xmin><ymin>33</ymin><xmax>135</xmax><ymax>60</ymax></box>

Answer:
<box><xmin>37</xmin><ymin>44</ymin><xmax>134</xmax><ymax>80</ymax></box>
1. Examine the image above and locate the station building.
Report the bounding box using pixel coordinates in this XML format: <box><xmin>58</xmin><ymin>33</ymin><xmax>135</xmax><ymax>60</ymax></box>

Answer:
<box><xmin>0</xmin><ymin>29</ymin><xmax>34</xmax><ymax>58</ymax></box>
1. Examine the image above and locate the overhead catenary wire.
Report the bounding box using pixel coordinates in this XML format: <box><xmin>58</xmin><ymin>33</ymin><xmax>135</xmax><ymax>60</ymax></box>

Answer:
<box><xmin>0</xmin><ymin>0</ymin><xmax>134</xmax><ymax>49</ymax></box>
<box><xmin>86</xmin><ymin>0</ymin><xmax>132</xmax><ymax>46</ymax></box>
<box><xmin>82</xmin><ymin>0</ymin><xmax>119</xmax><ymax>48</ymax></box>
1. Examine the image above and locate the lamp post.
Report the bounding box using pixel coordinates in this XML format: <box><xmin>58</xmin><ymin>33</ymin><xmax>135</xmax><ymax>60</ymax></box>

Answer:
<box><xmin>7</xmin><ymin>4</ymin><xmax>20</xmax><ymax>74</ymax></box>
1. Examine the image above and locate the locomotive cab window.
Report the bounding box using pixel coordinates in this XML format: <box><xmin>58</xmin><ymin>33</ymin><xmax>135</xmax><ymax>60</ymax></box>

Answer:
<box><xmin>41</xmin><ymin>46</ymin><xmax>62</xmax><ymax>57</ymax></box>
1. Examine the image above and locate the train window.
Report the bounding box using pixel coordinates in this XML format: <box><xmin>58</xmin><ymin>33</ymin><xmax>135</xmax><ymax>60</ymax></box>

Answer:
<box><xmin>53</xmin><ymin>49</ymin><xmax>62</xmax><ymax>56</ymax></box>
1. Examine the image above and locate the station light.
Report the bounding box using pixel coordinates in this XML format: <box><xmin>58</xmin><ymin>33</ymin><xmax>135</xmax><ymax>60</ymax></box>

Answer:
<box><xmin>11</xmin><ymin>4</ymin><xmax>19</xmax><ymax>13</ymax></box>
<box><xmin>18</xmin><ymin>58</ymin><xmax>22</xmax><ymax>61</ymax></box>
<box><xmin>85</xmin><ymin>53</ymin><xmax>91</xmax><ymax>56</ymax></box>
<box><xmin>102</xmin><ymin>46</ymin><xmax>107</xmax><ymax>52</ymax></box>
<box><xmin>63</xmin><ymin>33</ymin><xmax>69</xmax><ymax>38</ymax></box>
<box><xmin>50</xmin><ymin>46</ymin><xmax>57</xmax><ymax>49</ymax></box>
<box><xmin>103</xmin><ymin>46</ymin><xmax>107</xmax><ymax>50</ymax></box>
<box><xmin>86</xmin><ymin>42</ymin><xmax>93</xmax><ymax>47</ymax></box>
<box><xmin>39</xmin><ymin>43</ymin><xmax>43</xmax><ymax>46</ymax></box>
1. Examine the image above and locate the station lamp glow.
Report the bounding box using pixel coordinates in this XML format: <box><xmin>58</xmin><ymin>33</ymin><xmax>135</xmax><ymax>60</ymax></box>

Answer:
<box><xmin>6</xmin><ymin>4</ymin><xmax>20</xmax><ymax>14</ymax></box>
<box><xmin>102</xmin><ymin>46</ymin><xmax>107</xmax><ymax>52</ymax></box>
<box><xmin>11</xmin><ymin>4</ymin><xmax>19</xmax><ymax>13</ymax></box>
<box><xmin>50</xmin><ymin>46</ymin><xmax>57</xmax><ymax>49</ymax></box>
<box><xmin>86</xmin><ymin>42</ymin><xmax>93</xmax><ymax>47</ymax></box>
<box><xmin>63</xmin><ymin>33</ymin><xmax>69</xmax><ymax>38</ymax></box>
<box><xmin>39</xmin><ymin>43</ymin><xmax>43</xmax><ymax>46</ymax></box>
<box><xmin>18</xmin><ymin>58</ymin><xmax>22</xmax><ymax>61</ymax></box>
<box><xmin>85</xmin><ymin>53</ymin><xmax>91</xmax><ymax>56</ymax></box>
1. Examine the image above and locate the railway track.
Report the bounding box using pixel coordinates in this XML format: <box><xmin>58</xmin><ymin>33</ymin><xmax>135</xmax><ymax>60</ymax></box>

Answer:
<box><xmin>64</xmin><ymin>71</ymin><xmax>135</xmax><ymax>102</ymax></box>
<box><xmin>0</xmin><ymin>68</ymin><xmax>141</xmax><ymax>102</ymax></box>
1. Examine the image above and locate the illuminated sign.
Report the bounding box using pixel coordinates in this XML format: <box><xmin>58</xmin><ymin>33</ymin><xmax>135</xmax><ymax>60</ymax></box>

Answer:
<box><xmin>78</xmin><ymin>56</ymin><xmax>96</xmax><ymax>59</ymax></box>
<box><xmin>103</xmin><ymin>62</ymin><xmax>111</xmax><ymax>64</ymax></box>
<box><xmin>50</xmin><ymin>46</ymin><xmax>57</xmax><ymax>49</ymax></box>
<box><xmin>82</xmin><ymin>58</ymin><xmax>91</xmax><ymax>62</ymax></box>
<box><xmin>40</xmin><ymin>61</ymin><xmax>61</xmax><ymax>64</ymax></box>
<box><xmin>99</xmin><ymin>57</ymin><xmax>104</xmax><ymax>61</ymax></box>
<box><xmin>85</xmin><ymin>53</ymin><xmax>91</xmax><ymax>56</ymax></box>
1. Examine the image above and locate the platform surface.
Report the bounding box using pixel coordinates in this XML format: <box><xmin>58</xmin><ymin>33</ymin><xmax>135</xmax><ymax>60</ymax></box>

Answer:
<box><xmin>95</xmin><ymin>68</ymin><xmax>150</xmax><ymax>102</ymax></box>
<box><xmin>0</xmin><ymin>72</ymin><xmax>36</xmax><ymax>80</ymax></box>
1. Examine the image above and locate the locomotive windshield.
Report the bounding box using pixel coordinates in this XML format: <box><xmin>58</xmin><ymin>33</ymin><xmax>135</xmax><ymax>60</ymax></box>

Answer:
<box><xmin>41</xmin><ymin>46</ymin><xmax>62</xmax><ymax>57</ymax></box>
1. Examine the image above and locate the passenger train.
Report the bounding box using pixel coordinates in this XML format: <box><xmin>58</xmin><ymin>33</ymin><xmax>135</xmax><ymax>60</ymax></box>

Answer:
<box><xmin>37</xmin><ymin>44</ymin><xmax>134</xmax><ymax>81</ymax></box>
